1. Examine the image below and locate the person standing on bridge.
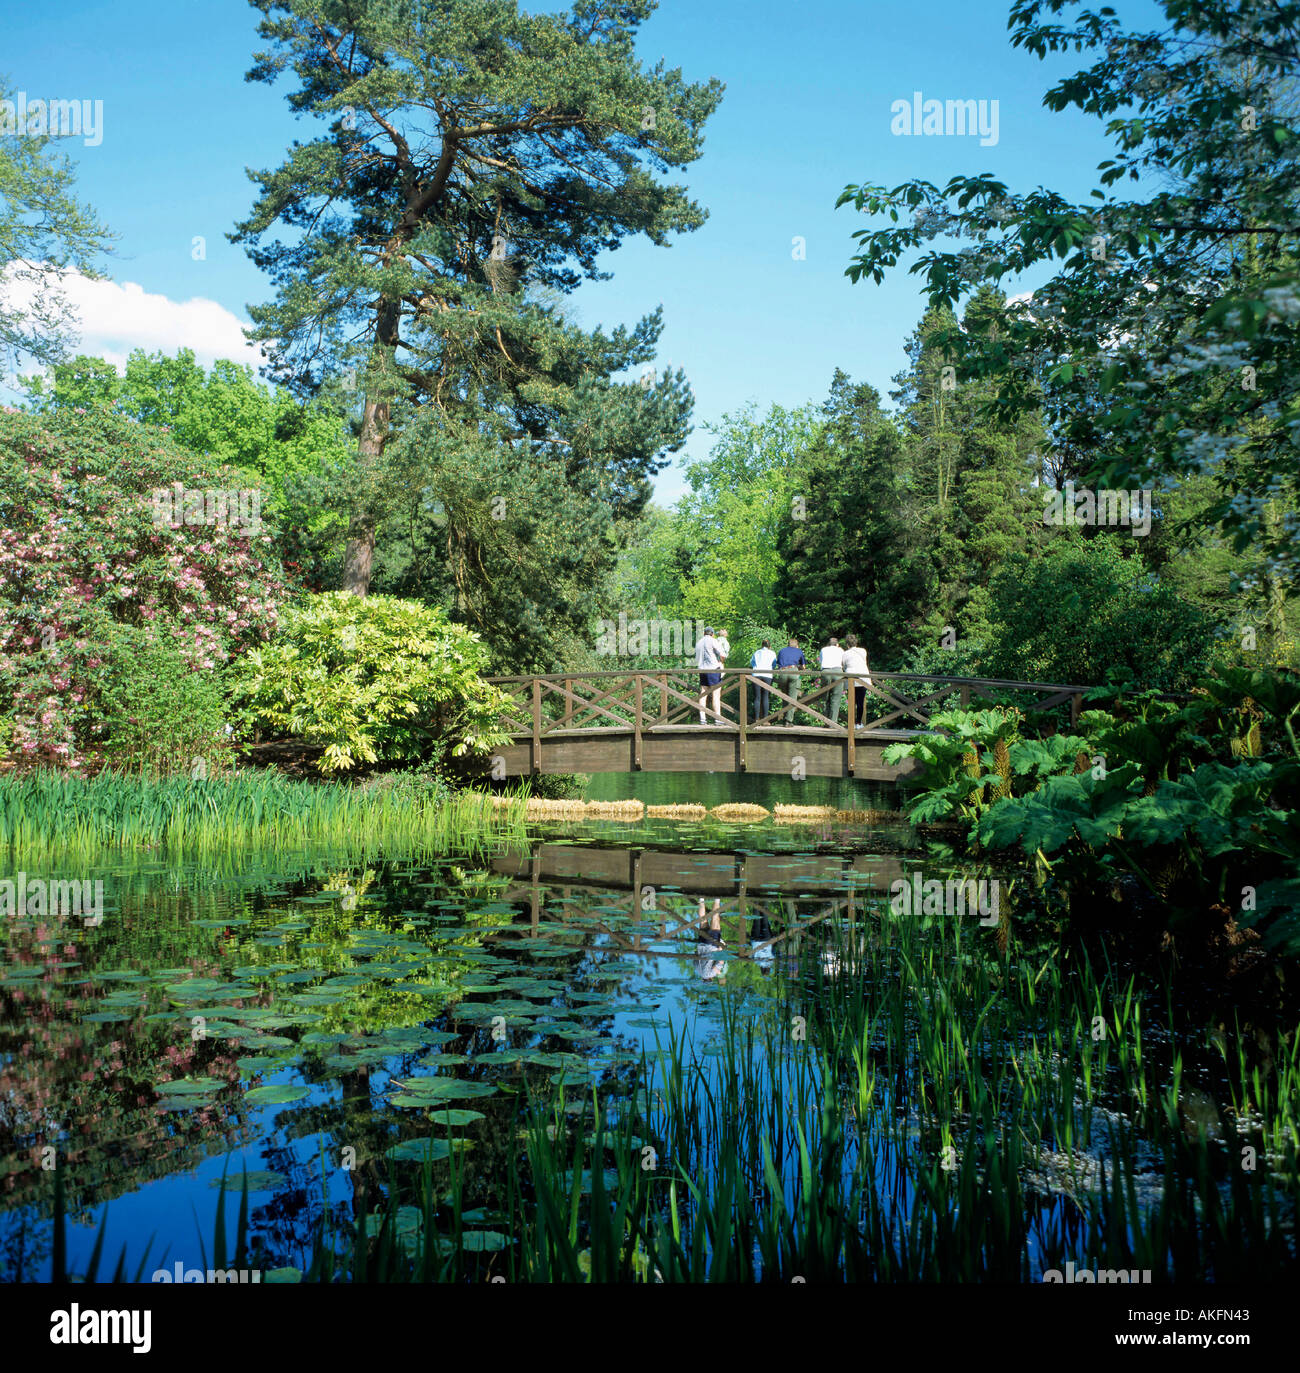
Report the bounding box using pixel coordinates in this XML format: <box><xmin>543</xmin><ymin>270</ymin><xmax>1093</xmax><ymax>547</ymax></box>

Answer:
<box><xmin>695</xmin><ymin>625</ymin><xmax>724</xmax><ymax>725</ymax></box>
<box><xmin>774</xmin><ymin>637</ymin><xmax>806</xmax><ymax>723</ymax></box>
<box><xmin>750</xmin><ymin>638</ymin><xmax>777</xmax><ymax>721</ymax></box>
<box><xmin>842</xmin><ymin>634</ymin><xmax>873</xmax><ymax>727</ymax></box>
<box><xmin>819</xmin><ymin>635</ymin><xmax>845</xmax><ymax>726</ymax></box>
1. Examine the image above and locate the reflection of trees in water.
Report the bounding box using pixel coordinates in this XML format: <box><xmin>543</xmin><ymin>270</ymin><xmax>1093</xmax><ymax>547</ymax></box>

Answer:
<box><xmin>0</xmin><ymin>886</ymin><xmax>258</xmax><ymax>1226</ymax></box>
<box><xmin>0</xmin><ymin>853</ymin><xmax>515</xmax><ymax>1241</ymax></box>
<box><xmin>4</xmin><ymin>846</ymin><xmax>824</xmax><ymax>1270</ymax></box>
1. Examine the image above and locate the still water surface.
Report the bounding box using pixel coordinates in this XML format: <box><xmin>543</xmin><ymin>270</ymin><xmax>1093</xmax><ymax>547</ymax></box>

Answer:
<box><xmin>0</xmin><ymin>772</ymin><xmax>1230</xmax><ymax>1279</ymax></box>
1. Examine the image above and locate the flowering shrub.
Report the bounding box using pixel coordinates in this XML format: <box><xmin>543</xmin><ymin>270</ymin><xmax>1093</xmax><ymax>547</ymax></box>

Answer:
<box><xmin>227</xmin><ymin>591</ymin><xmax>509</xmax><ymax>772</ymax></box>
<box><xmin>0</xmin><ymin>407</ymin><xmax>285</xmax><ymax>771</ymax></box>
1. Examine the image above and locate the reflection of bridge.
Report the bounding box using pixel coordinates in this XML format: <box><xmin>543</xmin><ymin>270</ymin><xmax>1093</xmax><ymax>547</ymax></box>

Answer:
<box><xmin>490</xmin><ymin>842</ymin><xmax>906</xmax><ymax>958</ymax></box>
<box><xmin>486</xmin><ymin>669</ymin><xmax>1087</xmax><ymax>781</ymax></box>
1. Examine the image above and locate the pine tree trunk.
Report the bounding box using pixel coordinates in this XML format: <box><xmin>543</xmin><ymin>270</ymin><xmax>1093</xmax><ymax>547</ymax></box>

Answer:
<box><xmin>341</xmin><ymin>340</ymin><xmax>395</xmax><ymax>595</ymax></box>
<box><xmin>342</xmin><ymin>518</ymin><xmax>376</xmax><ymax>597</ymax></box>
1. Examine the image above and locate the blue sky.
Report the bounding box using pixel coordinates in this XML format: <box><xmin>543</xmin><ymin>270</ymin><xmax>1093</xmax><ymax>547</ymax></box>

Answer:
<box><xmin>3</xmin><ymin>0</ymin><xmax>1163</xmax><ymax>502</ymax></box>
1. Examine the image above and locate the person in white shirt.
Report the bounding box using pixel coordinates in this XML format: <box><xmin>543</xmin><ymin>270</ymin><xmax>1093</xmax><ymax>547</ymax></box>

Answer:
<box><xmin>750</xmin><ymin>638</ymin><xmax>777</xmax><ymax>721</ymax></box>
<box><xmin>841</xmin><ymin>633</ymin><xmax>872</xmax><ymax>727</ymax></box>
<box><xmin>819</xmin><ymin>636</ymin><xmax>845</xmax><ymax>727</ymax></box>
<box><xmin>695</xmin><ymin>626</ymin><xmax>723</xmax><ymax>725</ymax></box>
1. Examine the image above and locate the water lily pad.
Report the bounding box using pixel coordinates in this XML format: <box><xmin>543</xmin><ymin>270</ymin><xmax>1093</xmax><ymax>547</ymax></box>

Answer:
<box><xmin>245</xmin><ymin>1083</ymin><xmax>309</xmax><ymax>1106</ymax></box>
<box><xmin>237</xmin><ymin>1054</ymin><xmax>285</xmax><ymax>1074</ymax></box>
<box><xmin>427</xmin><ymin>1108</ymin><xmax>487</xmax><ymax>1127</ymax></box>
<box><xmin>158</xmin><ymin>1077</ymin><xmax>226</xmax><ymax>1096</ymax></box>
<box><xmin>385</xmin><ymin>1137</ymin><xmax>474</xmax><ymax>1162</ymax></box>
<box><xmin>391</xmin><ymin>1077</ymin><xmax>497</xmax><ymax>1101</ymax></box>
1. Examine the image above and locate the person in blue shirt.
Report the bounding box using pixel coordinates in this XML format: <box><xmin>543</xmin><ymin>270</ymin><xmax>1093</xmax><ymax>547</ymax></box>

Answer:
<box><xmin>750</xmin><ymin>638</ymin><xmax>777</xmax><ymax>720</ymax></box>
<box><xmin>773</xmin><ymin>637</ymin><xmax>805</xmax><ymax>723</ymax></box>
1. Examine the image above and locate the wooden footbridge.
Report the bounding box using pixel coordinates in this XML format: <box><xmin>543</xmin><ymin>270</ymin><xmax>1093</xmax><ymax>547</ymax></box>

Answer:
<box><xmin>486</xmin><ymin>669</ymin><xmax>1087</xmax><ymax>782</ymax></box>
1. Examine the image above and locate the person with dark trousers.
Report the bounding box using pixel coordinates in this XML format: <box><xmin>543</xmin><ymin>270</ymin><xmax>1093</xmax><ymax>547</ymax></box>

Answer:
<box><xmin>750</xmin><ymin>638</ymin><xmax>777</xmax><ymax>720</ymax></box>
<box><xmin>774</xmin><ymin>637</ymin><xmax>806</xmax><ymax>723</ymax></box>
<box><xmin>842</xmin><ymin>634</ymin><xmax>872</xmax><ymax>727</ymax></box>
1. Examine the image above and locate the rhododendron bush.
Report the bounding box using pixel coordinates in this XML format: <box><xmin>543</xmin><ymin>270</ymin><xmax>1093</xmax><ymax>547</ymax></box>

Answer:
<box><xmin>0</xmin><ymin>407</ymin><xmax>285</xmax><ymax>771</ymax></box>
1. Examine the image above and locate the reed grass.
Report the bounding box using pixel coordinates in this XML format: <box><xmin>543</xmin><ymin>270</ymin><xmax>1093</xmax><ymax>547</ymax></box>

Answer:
<box><xmin>0</xmin><ymin>769</ymin><xmax>528</xmax><ymax>861</ymax></box>
<box><xmin>708</xmin><ymin>803</ymin><xmax>771</xmax><ymax>822</ymax></box>
<box><xmin>773</xmin><ymin>804</ymin><xmax>837</xmax><ymax>823</ymax></box>
<box><xmin>645</xmin><ymin>803</ymin><xmax>708</xmax><ymax>820</ymax></box>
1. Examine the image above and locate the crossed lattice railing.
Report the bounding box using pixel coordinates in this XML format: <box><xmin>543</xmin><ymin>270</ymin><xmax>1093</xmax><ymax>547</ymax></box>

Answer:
<box><xmin>486</xmin><ymin>669</ymin><xmax>1088</xmax><ymax>738</ymax></box>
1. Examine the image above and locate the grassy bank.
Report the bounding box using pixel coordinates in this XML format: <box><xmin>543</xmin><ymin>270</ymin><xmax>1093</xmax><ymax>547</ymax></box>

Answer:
<box><xmin>0</xmin><ymin>769</ymin><xmax>528</xmax><ymax>860</ymax></box>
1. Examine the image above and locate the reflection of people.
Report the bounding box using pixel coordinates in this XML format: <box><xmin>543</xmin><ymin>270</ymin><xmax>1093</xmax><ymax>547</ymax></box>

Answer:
<box><xmin>694</xmin><ymin>897</ymin><xmax>727</xmax><ymax>980</ymax></box>
<box><xmin>749</xmin><ymin>911</ymin><xmax>776</xmax><ymax>971</ymax></box>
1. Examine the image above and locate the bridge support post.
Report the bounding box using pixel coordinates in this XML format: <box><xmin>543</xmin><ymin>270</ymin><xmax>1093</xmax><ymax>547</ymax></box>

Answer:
<box><xmin>532</xmin><ymin>679</ymin><xmax>542</xmax><ymax>774</ymax></box>
<box><xmin>1071</xmin><ymin>692</ymin><xmax>1082</xmax><ymax>728</ymax></box>
<box><xmin>738</xmin><ymin>674</ymin><xmax>747</xmax><ymax>771</ymax></box>
<box><xmin>633</xmin><ymin>675</ymin><xmax>643</xmax><ymax>769</ymax></box>
<box><xmin>847</xmin><ymin>703</ymin><xmax>855</xmax><ymax>776</ymax></box>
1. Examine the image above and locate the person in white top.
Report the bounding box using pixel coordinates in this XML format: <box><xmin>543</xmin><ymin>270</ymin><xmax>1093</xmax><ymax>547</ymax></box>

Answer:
<box><xmin>750</xmin><ymin>638</ymin><xmax>777</xmax><ymax>721</ymax></box>
<box><xmin>818</xmin><ymin>636</ymin><xmax>845</xmax><ymax>726</ymax></box>
<box><xmin>694</xmin><ymin>626</ymin><xmax>723</xmax><ymax>725</ymax></box>
<box><xmin>841</xmin><ymin>633</ymin><xmax>872</xmax><ymax>727</ymax></box>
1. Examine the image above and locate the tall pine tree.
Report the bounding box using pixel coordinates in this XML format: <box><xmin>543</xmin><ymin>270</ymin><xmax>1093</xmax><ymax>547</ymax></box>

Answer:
<box><xmin>234</xmin><ymin>0</ymin><xmax>722</xmax><ymax>599</ymax></box>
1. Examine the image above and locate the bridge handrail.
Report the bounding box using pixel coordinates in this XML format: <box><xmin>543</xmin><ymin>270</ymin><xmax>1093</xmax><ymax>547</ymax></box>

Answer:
<box><xmin>486</xmin><ymin>668</ymin><xmax>1094</xmax><ymax>693</ymax></box>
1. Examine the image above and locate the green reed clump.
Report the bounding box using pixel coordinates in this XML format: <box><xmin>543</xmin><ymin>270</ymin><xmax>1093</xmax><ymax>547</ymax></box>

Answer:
<box><xmin>0</xmin><ymin>769</ymin><xmax>529</xmax><ymax>860</ymax></box>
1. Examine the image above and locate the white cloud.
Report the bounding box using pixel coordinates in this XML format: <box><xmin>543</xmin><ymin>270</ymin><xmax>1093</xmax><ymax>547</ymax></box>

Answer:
<box><xmin>2</xmin><ymin>264</ymin><xmax>267</xmax><ymax>376</ymax></box>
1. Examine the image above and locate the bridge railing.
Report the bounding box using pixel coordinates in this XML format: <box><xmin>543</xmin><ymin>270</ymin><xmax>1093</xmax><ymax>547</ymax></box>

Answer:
<box><xmin>486</xmin><ymin>669</ymin><xmax>1089</xmax><ymax>738</ymax></box>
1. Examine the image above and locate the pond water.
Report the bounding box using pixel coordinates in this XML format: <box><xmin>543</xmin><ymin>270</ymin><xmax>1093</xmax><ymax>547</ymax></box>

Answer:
<box><xmin>0</xmin><ymin>772</ymin><xmax>1280</xmax><ymax>1281</ymax></box>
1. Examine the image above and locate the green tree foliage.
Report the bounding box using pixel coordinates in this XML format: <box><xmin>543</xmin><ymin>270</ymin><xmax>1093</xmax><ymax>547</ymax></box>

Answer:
<box><xmin>227</xmin><ymin>591</ymin><xmax>509</xmax><ymax>772</ymax></box>
<box><xmin>674</xmin><ymin>401</ymin><xmax>824</xmax><ymax>631</ymax></box>
<box><xmin>233</xmin><ymin>0</ymin><xmax>722</xmax><ymax>596</ymax></box>
<box><xmin>773</xmin><ymin>373</ymin><xmax>929</xmax><ymax>663</ymax></box>
<box><xmin>839</xmin><ymin>0</ymin><xmax>1300</xmax><ymax>595</ymax></box>
<box><xmin>23</xmin><ymin>348</ymin><xmax>355</xmax><ymax>587</ymax></box>
<box><xmin>0</xmin><ymin>79</ymin><xmax>113</xmax><ymax>369</ymax></box>
<box><xmin>984</xmin><ymin>534</ymin><xmax>1218</xmax><ymax>689</ymax></box>
<box><xmin>889</xmin><ymin>290</ymin><xmax>1045</xmax><ymax>648</ymax></box>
